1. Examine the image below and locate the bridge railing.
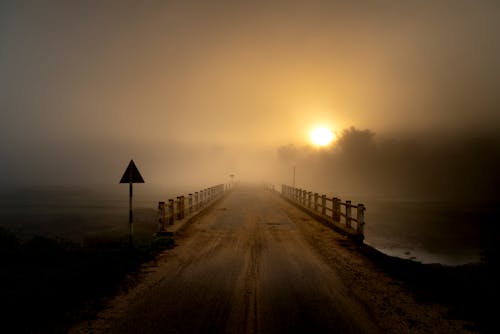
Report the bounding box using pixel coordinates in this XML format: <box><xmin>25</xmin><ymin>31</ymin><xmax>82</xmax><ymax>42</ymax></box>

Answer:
<box><xmin>281</xmin><ymin>184</ymin><xmax>365</xmax><ymax>241</ymax></box>
<box><xmin>157</xmin><ymin>184</ymin><xmax>228</xmax><ymax>233</ymax></box>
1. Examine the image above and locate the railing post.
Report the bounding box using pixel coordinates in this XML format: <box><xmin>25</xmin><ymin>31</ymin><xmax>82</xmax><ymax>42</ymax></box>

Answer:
<box><xmin>168</xmin><ymin>199</ymin><xmax>174</xmax><ymax>225</ymax></box>
<box><xmin>308</xmin><ymin>192</ymin><xmax>312</xmax><ymax>208</ymax></box>
<box><xmin>357</xmin><ymin>204</ymin><xmax>365</xmax><ymax>235</ymax></box>
<box><xmin>195</xmin><ymin>192</ymin><xmax>199</xmax><ymax>209</ymax></box>
<box><xmin>321</xmin><ymin>195</ymin><xmax>326</xmax><ymax>215</ymax></box>
<box><xmin>182</xmin><ymin>195</ymin><xmax>186</xmax><ymax>218</ymax></box>
<box><xmin>176</xmin><ymin>196</ymin><xmax>182</xmax><ymax>219</ymax></box>
<box><xmin>188</xmin><ymin>193</ymin><xmax>193</xmax><ymax>214</ymax></box>
<box><xmin>302</xmin><ymin>190</ymin><xmax>307</xmax><ymax>205</ymax></box>
<box><xmin>346</xmin><ymin>200</ymin><xmax>352</xmax><ymax>228</ymax></box>
<box><xmin>158</xmin><ymin>201</ymin><xmax>165</xmax><ymax>232</ymax></box>
<box><xmin>314</xmin><ymin>193</ymin><xmax>319</xmax><ymax>212</ymax></box>
<box><xmin>333</xmin><ymin>197</ymin><xmax>340</xmax><ymax>221</ymax></box>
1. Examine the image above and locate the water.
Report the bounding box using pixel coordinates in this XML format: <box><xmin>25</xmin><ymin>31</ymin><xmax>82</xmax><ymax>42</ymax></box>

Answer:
<box><xmin>362</xmin><ymin>197</ymin><xmax>499</xmax><ymax>265</ymax></box>
<box><xmin>297</xmin><ymin>188</ymin><xmax>499</xmax><ymax>266</ymax></box>
<box><xmin>0</xmin><ymin>185</ymin><xmax>498</xmax><ymax>266</ymax></box>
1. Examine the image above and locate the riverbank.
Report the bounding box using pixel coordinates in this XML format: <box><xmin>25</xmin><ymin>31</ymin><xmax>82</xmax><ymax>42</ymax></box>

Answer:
<box><xmin>360</xmin><ymin>243</ymin><xmax>499</xmax><ymax>333</ymax></box>
<box><xmin>275</xmin><ymin>191</ymin><xmax>499</xmax><ymax>333</ymax></box>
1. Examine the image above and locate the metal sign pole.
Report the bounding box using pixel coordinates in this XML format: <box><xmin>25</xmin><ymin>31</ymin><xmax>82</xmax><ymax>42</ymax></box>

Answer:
<box><xmin>120</xmin><ymin>160</ymin><xmax>145</xmax><ymax>248</ymax></box>
<box><xmin>129</xmin><ymin>181</ymin><xmax>133</xmax><ymax>247</ymax></box>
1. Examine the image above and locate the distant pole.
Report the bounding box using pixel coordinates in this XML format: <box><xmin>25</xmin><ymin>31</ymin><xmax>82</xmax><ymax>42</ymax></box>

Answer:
<box><xmin>292</xmin><ymin>165</ymin><xmax>296</xmax><ymax>188</ymax></box>
<box><xmin>129</xmin><ymin>182</ymin><xmax>133</xmax><ymax>246</ymax></box>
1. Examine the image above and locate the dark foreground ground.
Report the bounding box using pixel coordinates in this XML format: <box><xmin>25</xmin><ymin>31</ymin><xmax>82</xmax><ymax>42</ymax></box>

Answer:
<box><xmin>0</xmin><ymin>218</ymin><xmax>175</xmax><ymax>333</ymax></box>
<box><xmin>1</xmin><ymin>187</ymin><xmax>498</xmax><ymax>333</ymax></box>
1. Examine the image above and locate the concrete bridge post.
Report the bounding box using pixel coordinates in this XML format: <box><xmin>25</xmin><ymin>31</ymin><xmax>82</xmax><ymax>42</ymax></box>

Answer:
<box><xmin>357</xmin><ymin>204</ymin><xmax>365</xmax><ymax>234</ymax></box>
<box><xmin>168</xmin><ymin>199</ymin><xmax>175</xmax><ymax>225</ymax></box>
<box><xmin>346</xmin><ymin>200</ymin><xmax>352</xmax><ymax>228</ymax></box>
<box><xmin>321</xmin><ymin>195</ymin><xmax>326</xmax><ymax>215</ymax></box>
<box><xmin>158</xmin><ymin>201</ymin><xmax>165</xmax><ymax>231</ymax></box>
<box><xmin>176</xmin><ymin>197</ymin><xmax>182</xmax><ymax>220</ymax></box>
<box><xmin>188</xmin><ymin>194</ymin><xmax>193</xmax><ymax>214</ymax></box>
<box><xmin>333</xmin><ymin>197</ymin><xmax>340</xmax><ymax>221</ymax></box>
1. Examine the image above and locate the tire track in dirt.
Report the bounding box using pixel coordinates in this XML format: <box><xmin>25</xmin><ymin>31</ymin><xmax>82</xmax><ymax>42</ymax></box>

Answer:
<box><xmin>70</xmin><ymin>187</ymin><xmax>383</xmax><ymax>334</ymax></box>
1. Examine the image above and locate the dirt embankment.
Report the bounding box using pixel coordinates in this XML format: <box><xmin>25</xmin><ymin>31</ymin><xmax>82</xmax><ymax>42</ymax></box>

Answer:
<box><xmin>276</xmin><ymin>194</ymin><xmax>498</xmax><ymax>333</ymax></box>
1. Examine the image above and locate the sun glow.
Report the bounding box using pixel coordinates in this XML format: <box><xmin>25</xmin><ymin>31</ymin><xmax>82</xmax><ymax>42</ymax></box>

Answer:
<box><xmin>310</xmin><ymin>127</ymin><xmax>335</xmax><ymax>146</ymax></box>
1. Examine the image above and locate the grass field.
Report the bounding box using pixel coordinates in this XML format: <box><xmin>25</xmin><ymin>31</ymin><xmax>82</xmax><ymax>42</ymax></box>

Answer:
<box><xmin>0</xmin><ymin>220</ymin><xmax>175</xmax><ymax>333</ymax></box>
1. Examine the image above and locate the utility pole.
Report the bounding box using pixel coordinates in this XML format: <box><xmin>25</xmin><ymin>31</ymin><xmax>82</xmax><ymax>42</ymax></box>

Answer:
<box><xmin>292</xmin><ymin>165</ymin><xmax>296</xmax><ymax>188</ymax></box>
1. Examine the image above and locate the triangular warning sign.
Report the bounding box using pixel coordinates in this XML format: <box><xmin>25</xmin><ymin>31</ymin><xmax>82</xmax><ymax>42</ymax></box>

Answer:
<box><xmin>119</xmin><ymin>160</ymin><xmax>145</xmax><ymax>183</ymax></box>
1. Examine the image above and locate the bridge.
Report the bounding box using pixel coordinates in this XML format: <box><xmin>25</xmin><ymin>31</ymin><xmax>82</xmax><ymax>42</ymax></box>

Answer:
<box><xmin>156</xmin><ymin>184</ymin><xmax>365</xmax><ymax>242</ymax></box>
<box><xmin>70</xmin><ymin>185</ymin><xmax>467</xmax><ymax>334</ymax></box>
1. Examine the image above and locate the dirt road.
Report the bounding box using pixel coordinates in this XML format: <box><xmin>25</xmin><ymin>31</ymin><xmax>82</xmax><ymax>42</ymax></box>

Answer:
<box><xmin>71</xmin><ymin>187</ymin><xmax>473</xmax><ymax>334</ymax></box>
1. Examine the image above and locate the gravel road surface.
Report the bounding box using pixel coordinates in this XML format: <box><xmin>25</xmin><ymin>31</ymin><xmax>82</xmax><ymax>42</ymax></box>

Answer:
<box><xmin>71</xmin><ymin>187</ymin><xmax>473</xmax><ymax>334</ymax></box>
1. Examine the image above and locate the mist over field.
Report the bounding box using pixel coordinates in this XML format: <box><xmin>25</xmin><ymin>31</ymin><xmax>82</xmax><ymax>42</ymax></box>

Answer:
<box><xmin>2</xmin><ymin>125</ymin><xmax>498</xmax><ymax>203</ymax></box>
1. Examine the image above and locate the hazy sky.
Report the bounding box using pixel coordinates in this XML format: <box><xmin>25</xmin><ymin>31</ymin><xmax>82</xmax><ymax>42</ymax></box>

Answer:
<box><xmin>1</xmin><ymin>0</ymin><xmax>499</xmax><ymax>186</ymax></box>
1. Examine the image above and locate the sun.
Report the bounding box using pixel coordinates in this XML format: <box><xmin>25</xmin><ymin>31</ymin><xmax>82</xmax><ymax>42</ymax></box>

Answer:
<box><xmin>310</xmin><ymin>127</ymin><xmax>335</xmax><ymax>146</ymax></box>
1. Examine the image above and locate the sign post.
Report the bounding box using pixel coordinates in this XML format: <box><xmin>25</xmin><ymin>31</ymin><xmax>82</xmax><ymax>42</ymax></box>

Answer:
<box><xmin>119</xmin><ymin>160</ymin><xmax>145</xmax><ymax>247</ymax></box>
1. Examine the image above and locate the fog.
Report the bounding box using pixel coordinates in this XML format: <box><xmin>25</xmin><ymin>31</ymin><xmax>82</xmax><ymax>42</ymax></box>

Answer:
<box><xmin>1</xmin><ymin>1</ymin><xmax>499</xmax><ymax>197</ymax></box>
<box><xmin>275</xmin><ymin>127</ymin><xmax>500</xmax><ymax>200</ymax></box>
